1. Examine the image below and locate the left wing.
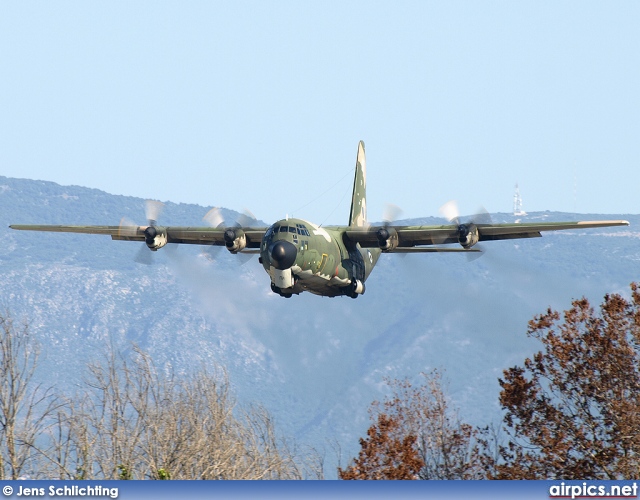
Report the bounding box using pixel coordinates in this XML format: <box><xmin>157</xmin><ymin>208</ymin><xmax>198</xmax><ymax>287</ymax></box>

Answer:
<box><xmin>344</xmin><ymin>220</ymin><xmax>630</xmax><ymax>250</ymax></box>
<box><xmin>9</xmin><ymin>224</ymin><xmax>268</xmax><ymax>250</ymax></box>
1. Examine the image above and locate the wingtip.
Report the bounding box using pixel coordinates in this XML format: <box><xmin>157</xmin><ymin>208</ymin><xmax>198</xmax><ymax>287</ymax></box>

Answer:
<box><xmin>576</xmin><ymin>220</ymin><xmax>630</xmax><ymax>227</ymax></box>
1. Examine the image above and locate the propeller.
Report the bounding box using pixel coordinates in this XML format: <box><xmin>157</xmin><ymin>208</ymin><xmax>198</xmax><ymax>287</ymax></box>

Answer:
<box><xmin>438</xmin><ymin>200</ymin><xmax>492</xmax><ymax>260</ymax></box>
<box><xmin>202</xmin><ymin>207</ymin><xmax>257</xmax><ymax>265</ymax></box>
<box><xmin>376</xmin><ymin>203</ymin><xmax>403</xmax><ymax>250</ymax></box>
<box><xmin>439</xmin><ymin>200</ymin><xmax>461</xmax><ymax>226</ymax></box>
<box><xmin>145</xmin><ymin>199</ymin><xmax>164</xmax><ymax>226</ymax></box>
<box><xmin>118</xmin><ymin>216</ymin><xmax>139</xmax><ymax>238</ymax></box>
<box><xmin>203</xmin><ymin>207</ymin><xmax>257</xmax><ymax>229</ymax></box>
<box><xmin>134</xmin><ymin>242</ymin><xmax>154</xmax><ymax>265</ymax></box>
<box><xmin>119</xmin><ymin>200</ymin><xmax>165</xmax><ymax>265</ymax></box>
<box><xmin>382</xmin><ymin>203</ymin><xmax>403</xmax><ymax>226</ymax></box>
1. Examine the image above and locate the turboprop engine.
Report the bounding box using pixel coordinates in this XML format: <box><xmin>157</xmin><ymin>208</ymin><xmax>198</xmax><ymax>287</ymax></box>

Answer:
<box><xmin>202</xmin><ymin>207</ymin><xmax>255</xmax><ymax>254</ymax></box>
<box><xmin>456</xmin><ymin>223</ymin><xmax>479</xmax><ymax>249</ymax></box>
<box><xmin>440</xmin><ymin>200</ymin><xmax>485</xmax><ymax>251</ymax></box>
<box><xmin>376</xmin><ymin>227</ymin><xmax>398</xmax><ymax>251</ymax></box>
<box><xmin>223</xmin><ymin>228</ymin><xmax>247</xmax><ymax>253</ymax></box>
<box><xmin>144</xmin><ymin>225</ymin><xmax>168</xmax><ymax>250</ymax></box>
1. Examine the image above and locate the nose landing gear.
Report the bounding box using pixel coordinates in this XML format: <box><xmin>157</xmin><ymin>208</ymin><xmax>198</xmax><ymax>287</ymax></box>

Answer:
<box><xmin>342</xmin><ymin>279</ymin><xmax>365</xmax><ymax>299</ymax></box>
<box><xmin>271</xmin><ymin>282</ymin><xmax>294</xmax><ymax>298</ymax></box>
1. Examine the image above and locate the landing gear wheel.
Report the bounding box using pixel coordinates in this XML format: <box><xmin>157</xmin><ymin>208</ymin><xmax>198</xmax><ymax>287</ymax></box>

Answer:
<box><xmin>271</xmin><ymin>282</ymin><xmax>293</xmax><ymax>298</ymax></box>
<box><xmin>342</xmin><ymin>282</ymin><xmax>361</xmax><ymax>299</ymax></box>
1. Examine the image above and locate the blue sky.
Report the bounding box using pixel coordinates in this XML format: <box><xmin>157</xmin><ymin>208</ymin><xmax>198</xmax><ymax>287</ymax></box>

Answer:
<box><xmin>1</xmin><ymin>2</ymin><xmax>638</xmax><ymax>225</ymax></box>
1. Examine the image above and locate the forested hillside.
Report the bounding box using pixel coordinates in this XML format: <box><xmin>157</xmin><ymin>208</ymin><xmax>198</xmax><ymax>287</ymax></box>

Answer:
<box><xmin>1</xmin><ymin>175</ymin><xmax>637</xmax><ymax>475</ymax></box>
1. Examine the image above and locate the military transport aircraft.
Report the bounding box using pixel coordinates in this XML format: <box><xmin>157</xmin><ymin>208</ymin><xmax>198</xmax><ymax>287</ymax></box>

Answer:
<box><xmin>10</xmin><ymin>142</ymin><xmax>629</xmax><ymax>298</ymax></box>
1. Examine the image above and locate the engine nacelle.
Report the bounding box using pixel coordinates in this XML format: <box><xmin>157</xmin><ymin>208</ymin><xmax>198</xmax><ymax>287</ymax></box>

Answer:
<box><xmin>376</xmin><ymin>227</ymin><xmax>398</xmax><ymax>251</ymax></box>
<box><xmin>144</xmin><ymin>226</ymin><xmax>168</xmax><ymax>250</ymax></box>
<box><xmin>457</xmin><ymin>223</ymin><xmax>479</xmax><ymax>249</ymax></box>
<box><xmin>224</xmin><ymin>228</ymin><xmax>247</xmax><ymax>253</ymax></box>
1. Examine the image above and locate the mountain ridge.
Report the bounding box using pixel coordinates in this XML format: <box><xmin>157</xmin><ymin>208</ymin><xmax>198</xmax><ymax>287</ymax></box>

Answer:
<box><xmin>1</xmin><ymin>175</ymin><xmax>637</xmax><ymax>476</ymax></box>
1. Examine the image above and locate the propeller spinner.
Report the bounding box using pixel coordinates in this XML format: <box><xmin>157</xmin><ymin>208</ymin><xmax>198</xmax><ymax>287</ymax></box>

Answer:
<box><xmin>376</xmin><ymin>203</ymin><xmax>403</xmax><ymax>250</ymax></box>
<box><xmin>439</xmin><ymin>200</ymin><xmax>491</xmax><ymax>257</ymax></box>
<box><xmin>119</xmin><ymin>200</ymin><xmax>166</xmax><ymax>265</ymax></box>
<box><xmin>202</xmin><ymin>207</ymin><xmax>257</xmax><ymax>263</ymax></box>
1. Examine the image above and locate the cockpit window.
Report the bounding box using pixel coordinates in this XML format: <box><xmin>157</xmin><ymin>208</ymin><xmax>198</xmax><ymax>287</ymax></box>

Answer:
<box><xmin>295</xmin><ymin>224</ymin><xmax>311</xmax><ymax>236</ymax></box>
<box><xmin>273</xmin><ymin>224</ymin><xmax>311</xmax><ymax>236</ymax></box>
<box><xmin>263</xmin><ymin>226</ymin><xmax>275</xmax><ymax>249</ymax></box>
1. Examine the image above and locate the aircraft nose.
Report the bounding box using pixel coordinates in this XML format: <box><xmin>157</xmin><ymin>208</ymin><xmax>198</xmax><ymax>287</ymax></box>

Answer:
<box><xmin>269</xmin><ymin>240</ymin><xmax>297</xmax><ymax>270</ymax></box>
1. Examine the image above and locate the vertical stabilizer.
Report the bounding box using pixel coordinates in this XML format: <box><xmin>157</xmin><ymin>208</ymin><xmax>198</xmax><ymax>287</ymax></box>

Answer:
<box><xmin>348</xmin><ymin>141</ymin><xmax>367</xmax><ymax>227</ymax></box>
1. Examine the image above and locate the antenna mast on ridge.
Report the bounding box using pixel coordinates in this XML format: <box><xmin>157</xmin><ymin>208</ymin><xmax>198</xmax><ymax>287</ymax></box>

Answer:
<box><xmin>513</xmin><ymin>183</ymin><xmax>526</xmax><ymax>216</ymax></box>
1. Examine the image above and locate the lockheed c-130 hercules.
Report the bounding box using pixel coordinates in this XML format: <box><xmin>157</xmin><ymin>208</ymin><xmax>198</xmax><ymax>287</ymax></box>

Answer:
<box><xmin>10</xmin><ymin>142</ymin><xmax>629</xmax><ymax>298</ymax></box>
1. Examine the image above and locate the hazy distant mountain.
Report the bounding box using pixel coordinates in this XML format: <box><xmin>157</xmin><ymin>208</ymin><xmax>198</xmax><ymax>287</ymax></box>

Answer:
<box><xmin>1</xmin><ymin>175</ymin><xmax>638</xmax><ymax>476</ymax></box>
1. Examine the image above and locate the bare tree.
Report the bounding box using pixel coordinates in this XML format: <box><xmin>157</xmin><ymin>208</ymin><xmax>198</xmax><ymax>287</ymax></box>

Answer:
<box><xmin>42</xmin><ymin>346</ymin><xmax>304</xmax><ymax>480</ymax></box>
<box><xmin>0</xmin><ymin>310</ymin><xmax>314</xmax><ymax>480</ymax></box>
<box><xmin>33</xmin><ymin>394</ymin><xmax>94</xmax><ymax>480</ymax></box>
<box><xmin>0</xmin><ymin>311</ymin><xmax>59</xmax><ymax>479</ymax></box>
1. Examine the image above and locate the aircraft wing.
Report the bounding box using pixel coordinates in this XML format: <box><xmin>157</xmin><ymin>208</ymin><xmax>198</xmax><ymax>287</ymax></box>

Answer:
<box><xmin>9</xmin><ymin>225</ymin><xmax>268</xmax><ymax>249</ymax></box>
<box><xmin>344</xmin><ymin>220</ymin><xmax>630</xmax><ymax>249</ymax></box>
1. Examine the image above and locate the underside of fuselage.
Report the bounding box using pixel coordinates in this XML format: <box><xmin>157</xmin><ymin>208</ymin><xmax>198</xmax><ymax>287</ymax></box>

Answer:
<box><xmin>259</xmin><ymin>218</ymin><xmax>379</xmax><ymax>298</ymax></box>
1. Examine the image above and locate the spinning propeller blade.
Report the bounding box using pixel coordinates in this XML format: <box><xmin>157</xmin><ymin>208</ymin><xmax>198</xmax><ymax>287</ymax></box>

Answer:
<box><xmin>120</xmin><ymin>200</ymin><xmax>165</xmax><ymax>265</ymax></box>
<box><xmin>382</xmin><ymin>203</ymin><xmax>403</xmax><ymax>227</ymax></box>
<box><xmin>201</xmin><ymin>207</ymin><xmax>257</xmax><ymax>263</ymax></box>
<box><xmin>438</xmin><ymin>200</ymin><xmax>492</xmax><ymax>259</ymax></box>
<box><xmin>145</xmin><ymin>200</ymin><xmax>164</xmax><ymax>226</ymax></box>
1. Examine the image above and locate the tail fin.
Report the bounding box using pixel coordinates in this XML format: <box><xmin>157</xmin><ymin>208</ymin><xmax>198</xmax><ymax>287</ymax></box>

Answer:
<box><xmin>348</xmin><ymin>141</ymin><xmax>367</xmax><ymax>227</ymax></box>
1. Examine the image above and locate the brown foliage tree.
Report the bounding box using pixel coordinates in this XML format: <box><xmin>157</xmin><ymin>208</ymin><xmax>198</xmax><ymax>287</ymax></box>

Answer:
<box><xmin>493</xmin><ymin>283</ymin><xmax>640</xmax><ymax>479</ymax></box>
<box><xmin>339</xmin><ymin>370</ymin><xmax>482</xmax><ymax>480</ymax></box>
<box><xmin>338</xmin><ymin>414</ymin><xmax>423</xmax><ymax>479</ymax></box>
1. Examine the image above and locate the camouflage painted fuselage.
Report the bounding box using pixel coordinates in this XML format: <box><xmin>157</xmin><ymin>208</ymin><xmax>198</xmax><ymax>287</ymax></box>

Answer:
<box><xmin>260</xmin><ymin>218</ymin><xmax>381</xmax><ymax>298</ymax></box>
